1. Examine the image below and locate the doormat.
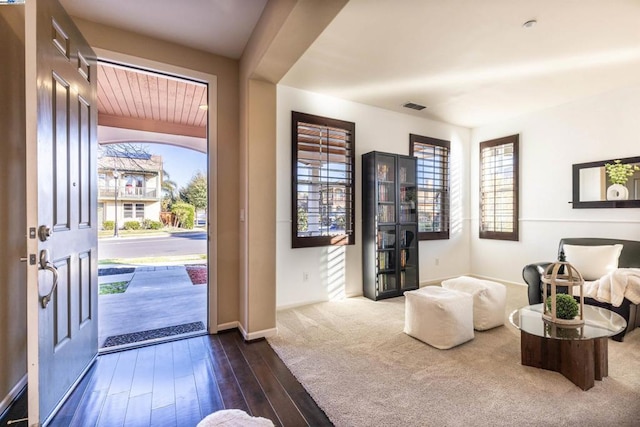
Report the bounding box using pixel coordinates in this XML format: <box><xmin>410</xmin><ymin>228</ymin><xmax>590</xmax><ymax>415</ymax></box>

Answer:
<box><xmin>102</xmin><ymin>321</ymin><xmax>205</xmax><ymax>347</ymax></box>
<box><xmin>98</xmin><ymin>267</ymin><xmax>136</xmax><ymax>276</ymax></box>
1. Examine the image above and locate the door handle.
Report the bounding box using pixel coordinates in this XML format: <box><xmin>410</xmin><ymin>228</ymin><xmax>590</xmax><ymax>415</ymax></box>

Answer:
<box><xmin>39</xmin><ymin>249</ymin><xmax>59</xmax><ymax>309</ymax></box>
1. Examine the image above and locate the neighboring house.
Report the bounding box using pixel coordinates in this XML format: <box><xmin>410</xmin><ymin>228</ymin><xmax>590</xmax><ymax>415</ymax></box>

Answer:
<box><xmin>97</xmin><ymin>153</ymin><xmax>163</xmax><ymax>229</ymax></box>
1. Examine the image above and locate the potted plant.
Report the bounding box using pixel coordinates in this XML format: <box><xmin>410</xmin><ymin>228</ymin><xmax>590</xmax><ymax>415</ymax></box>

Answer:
<box><xmin>605</xmin><ymin>159</ymin><xmax>639</xmax><ymax>200</ymax></box>
<box><xmin>545</xmin><ymin>294</ymin><xmax>579</xmax><ymax>320</ymax></box>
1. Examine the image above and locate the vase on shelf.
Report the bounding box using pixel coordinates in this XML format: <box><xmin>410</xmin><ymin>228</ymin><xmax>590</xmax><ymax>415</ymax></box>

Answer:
<box><xmin>606</xmin><ymin>184</ymin><xmax>629</xmax><ymax>201</ymax></box>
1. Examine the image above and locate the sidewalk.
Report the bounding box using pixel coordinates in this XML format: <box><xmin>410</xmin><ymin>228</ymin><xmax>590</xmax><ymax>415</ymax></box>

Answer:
<box><xmin>98</xmin><ymin>265</ymin><xmax>207</xmax><ymax>348</ymax></box>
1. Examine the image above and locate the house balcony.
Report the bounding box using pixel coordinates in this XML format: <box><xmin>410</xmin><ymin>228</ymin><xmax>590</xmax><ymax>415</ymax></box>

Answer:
<box><xmin>99</xmin><ymin>186</ymin><xmax>159</xmax><ymax>201</ymax></box>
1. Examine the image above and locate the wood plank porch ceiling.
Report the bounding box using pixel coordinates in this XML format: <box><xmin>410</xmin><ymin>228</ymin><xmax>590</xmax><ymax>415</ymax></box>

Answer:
<box><xmin>97</xmin><ymin>62</ymin><xmax>207</xmax><ymax>138</ymax></box>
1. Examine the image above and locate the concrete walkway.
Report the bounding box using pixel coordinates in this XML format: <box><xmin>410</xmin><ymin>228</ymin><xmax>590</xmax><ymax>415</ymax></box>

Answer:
<box><xmin>98</xmin><ymin>265</ymin><xmax>207</xmax><ymax>348</ymax></box>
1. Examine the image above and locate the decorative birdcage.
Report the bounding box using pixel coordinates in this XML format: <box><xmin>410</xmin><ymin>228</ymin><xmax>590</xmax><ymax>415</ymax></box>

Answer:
<box><xmin>541</xmin><ymin>262</ymin><xmax>585</xmax><ymax>326</ymax></box>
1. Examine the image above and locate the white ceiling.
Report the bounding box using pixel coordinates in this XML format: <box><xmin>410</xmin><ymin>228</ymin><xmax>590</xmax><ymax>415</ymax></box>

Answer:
<box><xmin>61</xmin><ymin>0</ymin><xmax>640</xmax><ymax>128</ymax></box>
<box><xmin>59</xmin><ymin>0</ymin><xmax>268</xmax><ymax>59</ymax></box>
<box><xmin>282</xmin><ymin>0</ymin><xmax>640</xmax><ymax>127</ymax></box>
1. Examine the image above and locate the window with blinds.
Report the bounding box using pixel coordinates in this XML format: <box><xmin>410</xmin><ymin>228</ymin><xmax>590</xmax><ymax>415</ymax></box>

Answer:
<box><xmin>135</xmin><ymin>203</ymin><xmax>145</xmax><ymax>219</ymax></box>
<box><xmin>123</xmin><ymin>203</ymin><xmax>133</xmax><ymax>219</ymax></box>
<box><xmin>410</xmin><ymin>134</ymin><xmax>450</xmax><ymax>240</ymax></box>
<box><xmin>292</xmin><ymin>111</ymin><xmax>355</xmax><ymax>248</ymax></box>
<box><xmin>479</xmin><ymin>135</ymin><xmax>519</xmax><ymax>241</ymax></box>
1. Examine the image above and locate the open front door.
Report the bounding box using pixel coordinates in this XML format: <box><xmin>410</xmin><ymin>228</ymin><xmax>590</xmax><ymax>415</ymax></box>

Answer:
<box><xmin>25</xmin><ymin>0</ymin><xmax>98</xmax><ymax>424</ymax></box>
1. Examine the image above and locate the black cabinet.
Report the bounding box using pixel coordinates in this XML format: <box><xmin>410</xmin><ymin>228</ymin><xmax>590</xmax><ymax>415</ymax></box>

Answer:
<box><xmin>362</xmin><ymin>151</ymin><xmax>419</xmax><ymax>300</ymax></box>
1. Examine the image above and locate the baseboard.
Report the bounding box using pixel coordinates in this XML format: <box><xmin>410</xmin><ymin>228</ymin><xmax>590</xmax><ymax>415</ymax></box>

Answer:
<box><xmin>0</xmin><ymin>374</ymin><xmax>27</xmax><ymax>420</ymax></box>
<box><xmin>217</xmin><ymin>321</ymin><xmax>239</xmax><ymax>331</ymax></box>
<box><xmin>238</xmin><ymin>323</ymin><xmax>278</xmax><ymax>341</ymax></box>
<box><xmin>217</xmin><ymin>321</ymin><xmax>278</xmax><ymax>341</ymax></box>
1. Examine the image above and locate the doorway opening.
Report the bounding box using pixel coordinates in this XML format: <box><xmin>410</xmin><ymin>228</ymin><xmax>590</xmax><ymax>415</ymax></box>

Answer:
<box><xmin>96</xmin><ymin>61</ymin><xmax>210</xmax><ymax>351</ymax></box>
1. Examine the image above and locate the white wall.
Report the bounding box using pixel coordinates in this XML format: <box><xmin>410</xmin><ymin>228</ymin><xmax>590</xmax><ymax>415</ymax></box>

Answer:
<box><xmin>276</xmin><ymin>85</ymin><xmax>471</xmax><ymax>308</ymax></box>
<box><xmin>470</xmin><ymin>85</ymin><xmax>640</xmax><ymax>285</ymax></box>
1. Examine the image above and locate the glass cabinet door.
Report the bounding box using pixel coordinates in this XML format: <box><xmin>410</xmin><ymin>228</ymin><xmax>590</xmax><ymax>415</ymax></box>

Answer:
<box><xmin>399</xmin><ymin>224</ymin><xmax>418</xmax><ymax>290</ymax></box>
<box><xmin>376</xmin><ymin>154</ymin><xmax>396</xmax><ymax>224</ymax></box>
<box><xmin>398</xmin><ymin>156</ymin><xmax>417</xmax><ymax>223</ymax></box>
<box><xmin>376</xmin><ymin>225</ymin><xmax>396</xmax><ymax>294</ymax></box>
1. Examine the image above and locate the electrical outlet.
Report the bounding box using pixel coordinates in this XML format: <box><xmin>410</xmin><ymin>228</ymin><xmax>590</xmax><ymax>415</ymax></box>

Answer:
<box><xmin>303</xmin><ymin>272</ymin><xmax>309</xmax><ymax>281</ymax></box>
<box><xmin>435</xmin><ymin>258</ymin><xmax>440</xmax><ymax>266</ymax></box>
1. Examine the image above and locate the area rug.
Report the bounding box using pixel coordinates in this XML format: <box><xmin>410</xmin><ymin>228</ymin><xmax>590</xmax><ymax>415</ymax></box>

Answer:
<box><xmin>186</xmin><ymin>264</ymin><xmax>207</xmax><ymax>285</ymax></box>
<box><xmin>102</xmin><ymin>321</ymin><xmax>205</xmax><ymax>347</ymax></box>
<box><xmin>267</xmin><ymin>284</ymin><xmax>640</xmax><ymax>426</ymax></box>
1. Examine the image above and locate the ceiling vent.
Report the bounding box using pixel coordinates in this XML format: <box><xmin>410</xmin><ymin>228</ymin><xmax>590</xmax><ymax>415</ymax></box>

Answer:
<box><xmin>402</xmin><ymin>102</ymin><xmax>427</xmax><ymax>111</ymax></box>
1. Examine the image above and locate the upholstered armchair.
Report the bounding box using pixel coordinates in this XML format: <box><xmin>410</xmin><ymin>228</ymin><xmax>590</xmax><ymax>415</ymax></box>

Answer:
<box><xmin>522</xmin><ymin>238</ymin><xmax>640</xmax><ymax>341</ymax></box>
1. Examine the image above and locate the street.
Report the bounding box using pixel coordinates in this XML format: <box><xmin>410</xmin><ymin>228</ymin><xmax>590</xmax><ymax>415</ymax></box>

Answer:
<box><xmin>98</xmin><ymin>232</ymin><xmax>207</xmax><ymax>259</ymax></box>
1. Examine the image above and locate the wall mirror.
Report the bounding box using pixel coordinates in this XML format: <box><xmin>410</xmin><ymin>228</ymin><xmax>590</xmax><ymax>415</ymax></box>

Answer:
<box><xmin>572</xmin><ymin>156</ymin><xmax>640</xmax><ymax>208</ymax></box>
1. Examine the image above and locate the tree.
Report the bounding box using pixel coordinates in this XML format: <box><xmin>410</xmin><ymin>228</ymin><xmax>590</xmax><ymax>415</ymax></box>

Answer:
<box><xmin>161</xmin><ymin>169</ymin><xmax>179</xmax><ymax>211</ymax></box>
<box><xmin>179</xmin><ymin>172</ymin><xmax>207</xmax><ymax>212</ymax></box>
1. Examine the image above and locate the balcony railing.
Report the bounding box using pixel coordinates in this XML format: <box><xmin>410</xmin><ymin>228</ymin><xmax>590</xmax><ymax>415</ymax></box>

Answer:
<box><xmin>99</xmin><ymin>186</ymin><xmax>158</xmax><ymax>200</ymax></box>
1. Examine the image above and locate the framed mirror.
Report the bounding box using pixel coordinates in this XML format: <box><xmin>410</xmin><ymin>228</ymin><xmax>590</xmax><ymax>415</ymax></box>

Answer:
<box><xmin>572</xmin><ymin>156</ymin><xmax>640</xmax><ymax>208</ymax></box>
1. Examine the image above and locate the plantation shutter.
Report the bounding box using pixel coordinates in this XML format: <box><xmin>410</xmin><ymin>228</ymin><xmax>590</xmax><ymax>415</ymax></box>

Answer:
<box><xmin>479</xmin><ymin>135</ymin><xmax>519</xmax><ymax>241</ymax></box>
<box><xmin>410</xmin><ymin>134</ymin><xmax>450</xmax><ymax>240</ymax></box>
<box><xmin>292</xmin><ymin>112</ymin><xmax>355</xmax><ymax>248</ymax></box>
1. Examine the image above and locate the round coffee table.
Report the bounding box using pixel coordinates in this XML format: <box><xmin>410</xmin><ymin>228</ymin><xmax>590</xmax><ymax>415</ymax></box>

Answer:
<box><xmin>509</xmin><ymin>303</ymin><xmax>626</xmax><ymax>390</ymax></box>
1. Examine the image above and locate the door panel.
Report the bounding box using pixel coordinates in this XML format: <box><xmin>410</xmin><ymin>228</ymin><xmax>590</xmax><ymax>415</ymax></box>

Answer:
<box><xmin>52</xmin><ymin>71</ymin><xmax>71</xmax><ymax>231</ymax></box>
<box><xmin>78</xmin><ymin>97</ymin><xmax>92</xmax><ymax>227</ymax></box>
<box><xmin>26</xmin><ymin>0</ymin><xmax>98</xmax><ymax>424</ymax></box>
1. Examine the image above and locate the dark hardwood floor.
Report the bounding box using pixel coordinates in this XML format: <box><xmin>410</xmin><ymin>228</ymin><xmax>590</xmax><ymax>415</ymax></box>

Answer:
<box><xmin>0</xmin><ymin>330</ymin><xmax>332</xmax><ymax>427</ymax></box>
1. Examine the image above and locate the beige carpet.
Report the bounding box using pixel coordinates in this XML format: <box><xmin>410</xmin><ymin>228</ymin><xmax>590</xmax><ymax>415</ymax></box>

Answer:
<box><xmin>268</xmin><ymin>284</ymin><xmax>640</xmax><ymax>426</ymax></box>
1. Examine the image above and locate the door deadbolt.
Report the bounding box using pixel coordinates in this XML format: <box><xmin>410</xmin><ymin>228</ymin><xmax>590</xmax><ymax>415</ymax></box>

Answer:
<box><xmin>38</xmin><ymin>225</ymin><xmax>52</xmax><ymax>242</ymax></box>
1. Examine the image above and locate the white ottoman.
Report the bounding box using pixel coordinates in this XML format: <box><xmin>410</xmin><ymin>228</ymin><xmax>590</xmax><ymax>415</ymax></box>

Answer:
<box><xmin>441</xmin><ymin>276</ymin><xmax>506</xmax><ymax>331</ymax></box>
<box><xmin>404</xmin><ymin>286</ymin><xmax>474</xmax><ymax>349</ymax></box>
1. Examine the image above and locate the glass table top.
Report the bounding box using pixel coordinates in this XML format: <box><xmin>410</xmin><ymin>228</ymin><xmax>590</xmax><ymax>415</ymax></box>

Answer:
<box><xmin>509</xmin><ymin>303</ymin><xmax>627</xmax><ymax>340</ymax></box>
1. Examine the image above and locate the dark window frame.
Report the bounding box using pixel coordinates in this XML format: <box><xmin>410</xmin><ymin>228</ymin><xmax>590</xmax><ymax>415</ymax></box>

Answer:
<box><xmin>410</xmin><ymin>134</ymin><xmax>450</xmax><ymax>240</ymax></box>
<box><xmin>479</xmin><ymin>134</ymin><xmax>519</xmax><ymax>241</ymax></box>
<box><xmin>291</xmin><ymin>111</ymin><xmax>356</xmax><ymax>248</ymax></box>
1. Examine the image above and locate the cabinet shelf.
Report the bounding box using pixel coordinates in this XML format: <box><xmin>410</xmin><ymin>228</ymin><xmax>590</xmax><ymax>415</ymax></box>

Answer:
<box><xmin>363</xmin><ymin>151</ymin><xmax>420</xmax><ymax>301</ymax></box>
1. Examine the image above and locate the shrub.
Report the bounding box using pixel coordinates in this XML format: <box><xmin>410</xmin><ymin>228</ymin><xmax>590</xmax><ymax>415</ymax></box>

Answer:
<box><xmin>545</xmin><ymin>294</ymin><xmax>579</xmax><ymax>319</ymax></box>
<box><xmin>123</xmin><ymin>221</ymin><xmax>141</xmax><ymax>230</ymax></box>
<box><xmin>143</xmin><ymin>219</ymin><xmax>163</xmax><ymax>230</ymax></box>
<box><xmin>103</xmin><ymin>220</ymin><xmax>115</xmax><ymax>230</ymax></box>
<box><xmin>171</xmin><ymin>202</ymin><xmax>195</xmax><ymax>229</ymax></box>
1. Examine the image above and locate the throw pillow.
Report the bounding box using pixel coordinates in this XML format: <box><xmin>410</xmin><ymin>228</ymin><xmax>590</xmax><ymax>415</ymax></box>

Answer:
<box><xmin>562</xmin><ymin>244</ymin><xmax>623</xmax><ymax>281</ymax></box>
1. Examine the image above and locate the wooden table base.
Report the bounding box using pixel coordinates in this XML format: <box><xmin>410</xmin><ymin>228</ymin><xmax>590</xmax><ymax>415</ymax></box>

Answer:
<box><xmin>520</xmin><ymin>330</ymin><xmax>608</xmax><ymax>390</ymax></box>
